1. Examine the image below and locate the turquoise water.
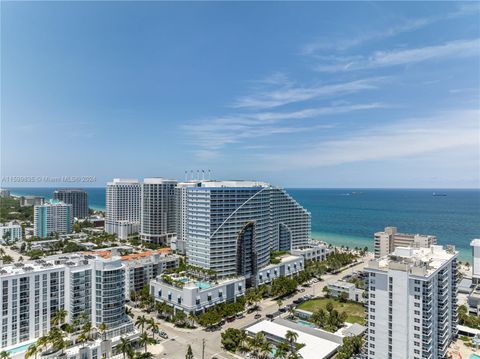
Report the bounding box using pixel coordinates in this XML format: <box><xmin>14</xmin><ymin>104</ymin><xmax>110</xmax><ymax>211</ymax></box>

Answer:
<box><xmin>7</xmin><ymin>342</ymin><xmax>31</xmax><ymax>354</ymax></box>
<box><xmin>296</xmin><ymin>319</ymin><xmax>316</xmax><ymax>328</ymax></box>
<box><xmin>196</xmin><ymin>281</ymin><xmax>211</xmax><ymax>289</ymax></box>
<box><xmin>7</xmin><ymin>187</ymin><xmax>479</xmax><ymax>262</ymax></box>
<box><xmin>469</xmin><ymin>354</ymin><xmax>480</xmax><ymax>359</ymax></box>
<box><xmin>176</xmin><ymin>277</ymin><xmax>210</xmax><ymax>289</ymax></box>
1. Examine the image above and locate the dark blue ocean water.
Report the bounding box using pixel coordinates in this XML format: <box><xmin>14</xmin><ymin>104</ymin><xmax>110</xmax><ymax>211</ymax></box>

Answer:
<box><xmin>6</xmin><ymin>187</ymin><xmax>479</xmax><ymax>261</ymax></box>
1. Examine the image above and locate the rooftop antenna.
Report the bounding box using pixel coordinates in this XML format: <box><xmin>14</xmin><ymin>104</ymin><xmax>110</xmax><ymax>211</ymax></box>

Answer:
<box><xmin>196</xmin><ymin>169</ymin><xmax>200</xmax><ymax>180</ymax></box>
<box><xmin>208</xmin><ymin>169</ymin><xmax>211</xmax><ymax>180</ymax></box>
<box><xmin>202</xmin><ymin>169</ymin><xmax>205</xmax><ymax>180</ymax></box>
<box><xmin>190</xmin><ymin>170</ymin><xmax>194</xmax><ymax>181</ymax></box>
<box><xmin>184</xmin><ymin>170</ymin><xmax>187</xmax><ymax>182</ymax></box>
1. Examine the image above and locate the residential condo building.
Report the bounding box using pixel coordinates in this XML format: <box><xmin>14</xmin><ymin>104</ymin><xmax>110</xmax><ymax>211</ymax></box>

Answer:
<box><xmin>33</xmin><ymin>200</ymin><xmax>73</xmax><ymax>238</ymax></box>
<box><xmin>53</xmin><ymin>188</ymin><xmax>89</xmax><ymax>219</ymax></box>
<box><xmin>140</xmin><ymin>178</ymin><xmax>177</xmax><ymax>245</ymax></box>
<box><xmin>105</xmin><ymin>179</ymin><xmax>141</xmax><ymax>240</ymax></box>
<box><xmin>364</xmin><ymin>245</ymin><xmax>458</xmax><ymax>359</ymax></box>
<box><xmin>0</xmin><ymin>253</ymin><xmax>135</xmax><ymax>355</ymax></box>
<box><xmin>184</xmin><ymin>180</ymin><xmax>310</xmax><ymax>283</ymax></box>
<box><xmin>0</xmin><ymin>222</ymin><xmax>22</xmax><ymax>244</ymax></box>
<box><xmin>374</xmin><ymin>227</ymin><xmax>437</xmax><ymax>258</ymax></box>
<box><xmin>173</xmin><ymin>181</ymin><xmax>201</xmax><ymax>254</ymax></box>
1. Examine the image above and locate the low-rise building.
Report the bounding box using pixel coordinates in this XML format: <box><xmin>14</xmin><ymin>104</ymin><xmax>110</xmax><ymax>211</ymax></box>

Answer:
<box><xmin>150</xmin><ymin>273</ymin><xmax>245</xmax><ymax>314</ymax></box>
<box><xmin>291</xmin><ymin>241</ymin><xmax>331</xmax><ymax>262</ymax></box>
<box><xmin>0</xmin><ymin>189</ymin><xmax>10</xmax><ymax>198</ymax></box>
<box><xmin>245</xmin><ymin>318</ymin><xmax>357</xmax><ymax>359</ymax></box>
<box><xmin>0</xmin><ymin>222</ymin><xmax>22</xmax><ymax>244</ymax></box>
<box><xmin>256</xmin><ymin>254</ymin><xmax>305</xmax><ymax>286</ymax></box>
<box><xmin>327</xmin><ymin>280</ymin><xmax>364</xmax><ymax>303</ymax></box>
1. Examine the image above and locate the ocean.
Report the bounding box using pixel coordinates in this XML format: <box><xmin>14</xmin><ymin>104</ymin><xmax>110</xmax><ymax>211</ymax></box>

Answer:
<box><xmin>6</xmin><ymin>187</ymin><xmax>479</xmax><ymax>262</ymax></box>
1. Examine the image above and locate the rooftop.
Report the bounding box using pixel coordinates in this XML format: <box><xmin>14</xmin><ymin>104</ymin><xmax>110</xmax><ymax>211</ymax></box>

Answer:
<box><xmin>192</xmin><ymin>180</ymin><xmax>270</xmax><ymax>188</ymax></box>
<box><xmin>0</xmin><ymin>253</ymin><xmax>119</xmax><ymax>276</ymax></box>
<box><xmin>471</xmin><ymin>239</ymin><xmax>480</xmax><ymax>247</ymax></box>
<box><xmin>246</xmin><ymin>319</ymin><xmax>340</xmax><ymax>359</ymax></box>
<box><xmin>366</xmin><ymin>245</ymin><xmax>457</xmax><ymax>277</ymax></box>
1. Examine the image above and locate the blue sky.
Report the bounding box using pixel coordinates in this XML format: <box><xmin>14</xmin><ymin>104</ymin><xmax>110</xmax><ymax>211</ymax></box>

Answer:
<box><xmin>1</xmin><ymin>2</ymin><xmax>479</xmax><ymax>188</ymax></box>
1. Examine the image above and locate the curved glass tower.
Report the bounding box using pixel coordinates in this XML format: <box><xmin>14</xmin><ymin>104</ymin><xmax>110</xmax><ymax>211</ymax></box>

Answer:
<box><xmin>184</xmin><ymin>180</ymin><xmax>311</xmax><ymax>279</ymax></box>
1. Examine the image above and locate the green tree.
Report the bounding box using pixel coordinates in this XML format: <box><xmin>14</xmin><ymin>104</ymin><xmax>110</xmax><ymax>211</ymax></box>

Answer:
<box><xmin>139</xmin><ymin>332</ymin><xmax>155</xmax><ymax>353</ymax></box>
<box><xmin>285</xmin><ymin>330</ymin><xmax>299</xmax><ymax>353</ymax></box>
<box><xmin>51</xmin><ymin>309</ymin><xmax>68</xmax><ymax>328</ymax></box>
<box><xmin>25</xmin><ymin>343</ymin><xmax>39</xmax><ymax>359</ymax></box>
<box><xmin>0</xmin><ymin>351</ymin><xmax>11</xmax><ymax>359</ymax></box>
<box><xmin>116</xmin><ymin>337</ymin><xmax>133</xmax><ymax>359</ymax></box>
<box><xmin>98</xmin><ymin>322</ymin><xmax>108</xmax><ymax>341</ymax></box>
<box><xmin>135</xmin><ymin>315</ymin><xmax>149</xmax><ymax>333</ymax></box>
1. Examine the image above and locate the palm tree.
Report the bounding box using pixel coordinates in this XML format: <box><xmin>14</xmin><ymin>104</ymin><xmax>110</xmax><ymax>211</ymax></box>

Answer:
<box><xmin>25</xmin><ymin>343</ymin><xmax>39</xmax><ymax>359</ymax></box>
<box><xmin>98</xmin><ymin>322</ymin><xmax>108</xmax><ymax>341</ymax></box>
<box><xmin>135</xmin><ymin>315</ymin><xmax>148</xmax><ymax>333</ymax></box>
<box><xmin>125</xmin><ymin>307</ymin><xmax>134</xmax><ymax>318</ymax></box>
<box><xmin>138</xmin><ymin>332</ymin><xmax>156</xmax><ymax>353</ymax></box>
<box><xmin>285</xmin><ymin>331</ymin><xmax>299</xmax><ymax>353</ymax></box>
<box><xmin>51</xmin><ymin>308</ymin><xmax>68</xmax><ymax>327</ymax></box>
<box><xmin>274</xmin><ymin>342</ymin><xmax>290</xmax><ymax>359</ymax></box>
<box><xmin>146</xmin><ymin>319</ymin><xmax>159</xmax><ymax>340</ymax></box>
<box><xmin>116</xmin><ymin>337</ymin><xmax>133</xmax><ymax>359</ymax></box>
<box><xmin>81</xmin><ymin>321</ymin><xmax>93</xmax><ymax>341</ymax></box>
<box><xmin>0</xmin><ymin>351</ymin><xmax>11</xmax><ymax>359</ymax></box>
<box><xmin>287</xmin><ymin>306</ymin><xmax>295</xmax><ymax>319</ymax></box>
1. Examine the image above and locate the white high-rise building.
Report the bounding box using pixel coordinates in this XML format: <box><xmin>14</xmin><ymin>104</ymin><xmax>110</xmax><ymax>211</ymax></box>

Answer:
<box><xmin>174</xmin><ymin>181</ymin><xmax>201</xmax><ymax>254</ymax></box>
<box><xmin>184</xmin><ymin>180</ymin><xmax>310</xmax><ymax>281</ymax></box>
<box><xmin>0</xmin><ymin>253</ymin><xmax>134</xmax><ymax>354</ymax></box>
<box><xmin>364</xmin><ymin>245</ymin><xmax>458</xmax><ymax>359</ymax></box>
<box><xmin>374</xmin><ymin>227</ymin><xmax>437</xmax><ymax>258</ymax></box>
<box><xmin>471</xmin><ymin>239</ymin><xmax>480</xmax><ymax>285</ymax></box>
<box><xmin>34</xmin><ymin>200</ymin><xmax>73</xmax><ymax>238</ymax></box>
<box><xmin>140</xmin><ymin>178</ymin><xmax>177</xmax><ymax>245</ymax></box>
<box><xmin>105</xmin><ymin>179</ymin><xmax>141</xmax><ymax>240</ymax></box>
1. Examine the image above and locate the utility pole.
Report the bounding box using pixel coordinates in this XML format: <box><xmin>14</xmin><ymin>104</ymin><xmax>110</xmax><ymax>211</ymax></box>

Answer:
<box><xmin>202</xmin><ymin>338</ymin><xmax>206</xmax><ymax>359</ymax></box>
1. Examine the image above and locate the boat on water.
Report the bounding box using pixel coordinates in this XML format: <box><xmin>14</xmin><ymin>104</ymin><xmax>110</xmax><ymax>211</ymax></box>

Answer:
<box><xmin>432</xmin><ymin>192</ymin><xmax>447</xmax><ymax>197</ymax></box>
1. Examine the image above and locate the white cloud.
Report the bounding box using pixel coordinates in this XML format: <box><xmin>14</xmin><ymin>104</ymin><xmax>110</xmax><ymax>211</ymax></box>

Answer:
<box><xmin>232</xmin><ymin>77</ymin><xmax>383</xmax><ymax>109</ymax></box>
<box><xmin>316</xmin><ymin>38</ymin><xmax>480</xmax><ymax>72</ymax></box>
<box><xmin>261</xmin><ymin>109</ymin><xmax>479</xmax><ymax>169</ymax></box>
<box><xmin>184</xmin><ymin>102</ymin><xmax>384</xmax><ymax>154</ymax></box>
<box><xmin>302</xmin><ymin>4</ymin><xmax>480</xmax><ymax>54</ymax></box>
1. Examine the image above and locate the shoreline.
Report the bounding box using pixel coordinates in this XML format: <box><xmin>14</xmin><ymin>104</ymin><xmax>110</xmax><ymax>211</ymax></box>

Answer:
<box><xmin>7</xmin><ymin>189</ymin><xmax>474</xmax><ymax>263</ymax></box>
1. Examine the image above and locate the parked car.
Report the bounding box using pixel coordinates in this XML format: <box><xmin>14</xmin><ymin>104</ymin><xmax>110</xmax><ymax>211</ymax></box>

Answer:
<box><xmin>254</xmin><ymin>314</ymin><xmax>262</xmax><ymax>319</ymax></box>
<box><xmin>226</xmin><ymin>316</ymin><xmax>235</xmax><ymax>322</ymax></box>
<box><xmin>279</xmin><ymin>307</ymin><xmax>288</xmax><ymax>313</ymax></box>
<box><xmin>266</xmin><ymin>313</ymin><xmax>274</xmax><ymax>319</ymax></box>
<box><xmin>236</xmin><ymin>312</ymin><xmax>245</xmax><ymax>319</ymax></box>
<box><xmin>159</xmin><ymin>331</ymin><xmax>168</xmax><ymax>339</ymax></box>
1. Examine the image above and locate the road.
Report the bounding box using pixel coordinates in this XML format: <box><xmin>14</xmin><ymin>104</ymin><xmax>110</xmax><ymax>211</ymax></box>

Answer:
<box><xmin>133</xmin><ymin>255</ymin><xmax>371</xmax><ymax>359</ymax></box>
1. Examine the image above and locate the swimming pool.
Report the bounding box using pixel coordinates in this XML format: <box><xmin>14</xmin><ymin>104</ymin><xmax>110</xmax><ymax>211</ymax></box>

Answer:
<box><xmin>470</xmin><ymin>354</ymin><xmax>480</xmax><ymax>359</ymax></box>
<box><xmin>195</xmin><ymin>281</ymin><xmax>211</xmax><ymax>289</ymax></box>
<box><xmin>7</xmin><ymin>342</ymin><xmax>32</xmax><ymax>355</ymax></box>
<box><xmin>296</xmin><ymin>319</ymin><xmax>316</xmax><ymax>328</ymax></box>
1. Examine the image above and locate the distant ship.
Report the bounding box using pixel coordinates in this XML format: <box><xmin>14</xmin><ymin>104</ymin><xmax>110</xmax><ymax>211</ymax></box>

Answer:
<box><xmin>432</xmin><ymin>192</ymin><xmax>447</xmax><ymax>197</ymax></box>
